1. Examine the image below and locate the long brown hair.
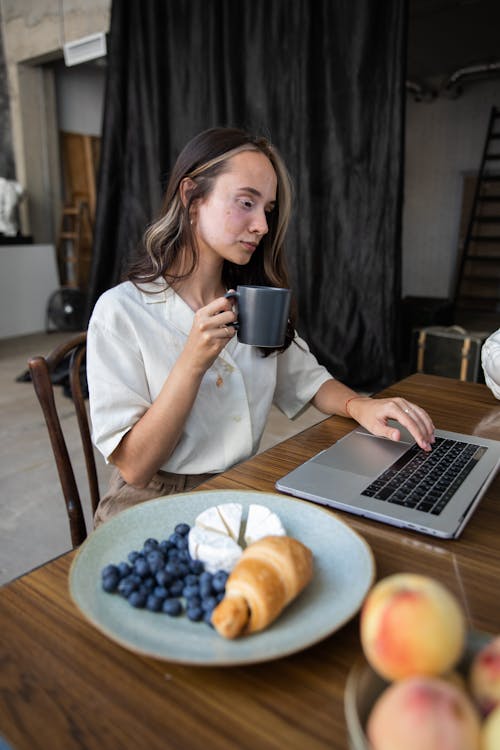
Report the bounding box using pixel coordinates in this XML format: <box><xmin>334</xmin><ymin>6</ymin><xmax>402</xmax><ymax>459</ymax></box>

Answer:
<box><xmin>127</xmin><ymin>127</ymin><xmax>296</xmax><ymax>352</ymax></box>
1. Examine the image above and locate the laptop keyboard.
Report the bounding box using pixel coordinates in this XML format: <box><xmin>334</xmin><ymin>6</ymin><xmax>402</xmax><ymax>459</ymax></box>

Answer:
<box><xmin>361</xmin><ymin>437</ymin><xmax>486</xmax><ymax>515</ymax></box>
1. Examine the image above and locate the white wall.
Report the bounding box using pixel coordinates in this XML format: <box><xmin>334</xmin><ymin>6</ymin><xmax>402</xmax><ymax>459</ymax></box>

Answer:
<box><xmin>54</xmin><ymin>60</ymin><xmax>105</xmax><ymax>136</ymax></box>
<box><xmin>0</xmin><ymin>243</ymin><xmax>58</xmax><ymax>337</ymax></box>
<box><xmin>402</xmin><ymin>79</ymin><xmax>500</xmax><ymax>299</ymax></box>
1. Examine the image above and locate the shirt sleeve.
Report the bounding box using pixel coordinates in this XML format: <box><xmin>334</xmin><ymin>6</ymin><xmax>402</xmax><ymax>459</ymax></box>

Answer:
<box><xmin>273</xmin><ymin>333</ymin><xmax>334</xmax><ymax>418</ymax></box>
<box><xmin>482</xmin><ymin>329</ymin><xmax>500</xmax><ymax>400</ymax></box>
<box><xmin>86</xmin><ymin>298</ymin><xmax>152</xmax><ymax>462</ymax></box>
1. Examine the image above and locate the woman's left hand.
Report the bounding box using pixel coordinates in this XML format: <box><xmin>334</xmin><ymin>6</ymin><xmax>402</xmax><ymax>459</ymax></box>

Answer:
<box><xmin>346</xmin><ymin>396</ymin><xmax>435</xmax><ymax>452</ymax></box>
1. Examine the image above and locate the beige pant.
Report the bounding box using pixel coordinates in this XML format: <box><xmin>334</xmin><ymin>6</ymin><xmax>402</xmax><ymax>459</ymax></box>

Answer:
<box><xmin>94</xmin><ymin>467</ymin><xmax>213</xmax><ymax>527</ymax></box>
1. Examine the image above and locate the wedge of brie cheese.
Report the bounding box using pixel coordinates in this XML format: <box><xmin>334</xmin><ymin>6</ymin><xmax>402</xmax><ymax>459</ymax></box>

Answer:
<box><xmin>188</xmin><ymin>501</ymin><xmax>285</xmax><ymax>573</ymax></box>
<box><xmin>244</xmin><ymin>504</ymin><xmax>286</xmax><ymax>546</ymax></box>
<box><xmin>195</xmin><ymin>502</ymin><xmax>243</xmax><ymax>542</ymax></box>
<box><xmin>216</xmin><ymin>502</ymin><xmax>243</xmax><ymax>542</ymax></box>
<box><xmin>194</xmin><ymin>505</ymin><xmax>228</xmax><ymax>536</ymax></box>
<box><xmin>188</xmin><ymin>526</ymin><xmax>242</xmax><ymax>574</ymax></box>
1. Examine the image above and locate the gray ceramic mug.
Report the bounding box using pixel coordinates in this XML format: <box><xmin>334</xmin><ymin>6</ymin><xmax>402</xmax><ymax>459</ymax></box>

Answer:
<box><xmin>225</xmin><ymin>286</ymin><xmax>292</xmax><ymax>347</ymax></box>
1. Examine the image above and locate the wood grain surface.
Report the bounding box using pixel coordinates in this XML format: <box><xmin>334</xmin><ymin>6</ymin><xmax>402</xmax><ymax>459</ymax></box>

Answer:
<box><xmin>1</xmin><ymin>374</ymin><xmax>499</xmax><ymax>750</ymax></box>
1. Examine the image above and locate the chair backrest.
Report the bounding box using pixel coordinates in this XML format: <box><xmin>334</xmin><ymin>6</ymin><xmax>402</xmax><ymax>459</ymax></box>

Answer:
<box><xmin>28</xmin><ymin>332</ymin><xmax>99</xmax><ymax>547</ymax></box>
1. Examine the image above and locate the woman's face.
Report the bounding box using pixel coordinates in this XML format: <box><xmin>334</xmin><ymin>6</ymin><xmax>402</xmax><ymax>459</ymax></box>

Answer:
<box><xmin>193</xmin><ymin>150</ymin><xmax>277</xmax><ymax>266</ymax></box>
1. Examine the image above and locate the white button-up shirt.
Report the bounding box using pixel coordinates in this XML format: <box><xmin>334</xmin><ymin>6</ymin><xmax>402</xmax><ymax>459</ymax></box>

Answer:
<box><xmin>482</xmin><ymin>328</ymin><xmax>500</xmax><ymax>400</ymax></box>
<box><xmin>87</xmin><ymin>280</ymin><xmax>333</xmax><ymax>475</ymax></box>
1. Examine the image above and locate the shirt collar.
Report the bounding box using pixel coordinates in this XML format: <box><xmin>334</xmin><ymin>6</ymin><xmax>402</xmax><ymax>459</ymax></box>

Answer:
<box><xmin>137</xmin><ymin>278</ymin><xmax>170</xmax><ymax>303</ymax></box>
<box><xmin>137</xmin><ymin>277</ymin><xmax>239</xmax><ymax>360</ymax></box>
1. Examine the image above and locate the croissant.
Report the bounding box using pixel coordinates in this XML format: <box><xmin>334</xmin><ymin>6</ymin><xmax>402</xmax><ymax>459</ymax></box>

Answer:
<box><xmin>211</xmin><ymin>535</ymin><xmax>313</xmax><ymax>639</ymax></box>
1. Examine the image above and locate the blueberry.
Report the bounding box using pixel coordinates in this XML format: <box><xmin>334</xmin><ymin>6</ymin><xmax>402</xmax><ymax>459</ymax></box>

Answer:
<box><xmin>162</xmin><ymin>598</ymin><xmax>183</xmax><ymax>616</ymax></box>
<box><xmin>165</xmin><ymin>561</ymin><xmax>181</xmax><ymax>578</ymax></box>
<box><xmin>153</xmin><ymin>586</ymin><xmax>169</xmax><ymax>600</ymax></box>
<box><xmin>117</xmin><ymin>561</ymin><xmax>132</xmax><ymax>578</ymax></box>
<box><xmin>98</xmin><ymin>525</ymin><xmax>221</xmax><ymax>626</ymax></box>
<box><xmin>177</xmin><ymin>563</ymin><xmax>190</xmax><ymax>577</ymax></box>
<box><xmin>118</xmin><ymin>575</ymin><xmax>140</xmax><ymax>597</ymax></box>
<box><xmin>201</xmin><ymin>596</ymin><xmax>217</xmax><ymax>613</ymax></box>
<box><xmin>169</xmin><ymin>532</ymin><xmax>183</xmax><ymax>546</ymax></box>
<box><xmin>147</xmin><ymin>549</ymin><xmax>164</xmax><ymax>562</ymax></box>
<box><xmin>146</xmin><ymin>550</ymin><xmax>165</xmax><ymax>573</ymax></box>
<box><xmin>189</xmin><ymin>559</ymin><xmax>205</xmax><ymax>575</ymax></box>
<box><xmin>143</xmin><ymin>538</ymin><xmax>159</xmax><ymax>552</ymax></box>
<box><xmin>203</xmin><ymin>611</ymin><xmax>214</xmax><ymax>627</ymax></box>
<box><xmin>146</xmin><ymin>594</ymin><xmax>163</xmax><ymax>612</ymax></box>
<box><xmin>102</xmin><ymin>572</ymin><xmax>120</xmax><ymax>592</ymax></box>
<box><xmin>155</xmin><ymin>569</ymin><xmax>172</xmax><ymax>587</ymax></box>
<box><xmin>211</xmin><ymin>571</ymin><xmax>228</xmax><ymax>592</ymax></box>
<box><xmin>128</xmin><ymin>590</ymin><xmax>147</xmax><ymax>608</ymax></box>
<box><xmin>169</xmin><ymin>579</ymin><xmax>184</xmax><ymax>597</ymax></box>
<box><xmin>133</xmin><ymin>557</ymin><xmax>151</xmax><ymax>578</ymax></box>
<box><xmin>101</xmin><ymin>563</ymin><xmax>119</xmax><ymax>579</ymax></box>
<box><xmin>199</xmin><ymin>579</ymin><xmax>213</xmax><ymax>598</ymax></box>
<box><xmin>182</xmin><ymin>583</ymin><xmax>199</xmax><ymax>599</ymax></box>
<box><xmin>186</xmin><ymin>606</ymin><xmax>203</xmax><ymax>622</ymax></box>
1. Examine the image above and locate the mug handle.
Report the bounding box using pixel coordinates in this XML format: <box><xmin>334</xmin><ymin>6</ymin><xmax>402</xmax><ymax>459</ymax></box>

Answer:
<box><xmin>224</xmin><ymin>290</ymin><xmax>239</xmax><ymax>329</ymax></box>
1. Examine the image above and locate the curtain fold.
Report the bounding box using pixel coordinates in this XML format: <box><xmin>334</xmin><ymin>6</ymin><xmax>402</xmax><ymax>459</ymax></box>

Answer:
<box><xmin>87</xmin><ymin>0</ymin><xmax>407</xmax><ymax>391</ymax></box>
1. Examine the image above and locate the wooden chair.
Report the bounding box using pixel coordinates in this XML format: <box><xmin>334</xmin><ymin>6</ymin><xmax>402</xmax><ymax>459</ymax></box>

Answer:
<box><xmin>28</xmin><ymin>332</ymin><xmax>99</xmax><ymax>547</ymax></box>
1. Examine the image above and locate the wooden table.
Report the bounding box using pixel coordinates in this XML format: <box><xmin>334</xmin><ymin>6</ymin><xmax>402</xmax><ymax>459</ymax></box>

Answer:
<box><xmin>1</xmin><ymin>374</ymin><xmax>499</xmax><ymax>750</ymax></box>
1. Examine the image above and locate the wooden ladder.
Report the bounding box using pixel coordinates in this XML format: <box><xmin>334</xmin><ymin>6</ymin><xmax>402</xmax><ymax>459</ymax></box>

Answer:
<box><xmin>453</xmin><ymin>106</ymin><xmax>500</xmax><ymax>331</ymax></box>
<box><xmin>57</xmin><ymin>199</ymin><xmax>93</xmax><ymax>290</ymax></box>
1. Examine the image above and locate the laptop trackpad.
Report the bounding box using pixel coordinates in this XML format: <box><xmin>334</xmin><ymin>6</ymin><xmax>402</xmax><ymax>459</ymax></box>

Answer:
<box><xmin>312</xmin><ymin>430</ymin><xmax>411</xmax><ymax>478</ymax></box>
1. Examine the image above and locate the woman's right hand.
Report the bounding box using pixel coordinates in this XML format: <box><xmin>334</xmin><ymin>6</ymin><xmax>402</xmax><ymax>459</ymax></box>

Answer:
<box><xmin>183</xmin><ymin>294</ymin><xmax>237</xmax><ymax>373</ymax></box>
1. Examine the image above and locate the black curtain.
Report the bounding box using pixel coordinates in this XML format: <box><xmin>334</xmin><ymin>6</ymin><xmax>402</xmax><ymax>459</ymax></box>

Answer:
<box><xmin>87</xmin><ymin>0</ymin><xmax>407</xmax><ymax>392</ymax></box>
<box><xmin>0</xmin><ymin>13</ymin><xmax>15</xmax><ymax>180</ymax></box>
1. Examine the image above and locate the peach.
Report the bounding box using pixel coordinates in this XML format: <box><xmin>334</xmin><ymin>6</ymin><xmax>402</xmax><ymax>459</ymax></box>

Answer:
<box><xmin>480</xmin><ymin>705</ymin><xmax>500</xmax><ymax>750</ymax></box>
<box><xmin>367</xmin><ymin>676</ymin><xmax>481</xmax><ymax>750</ymax></box>
<box><xmin>360</xmin><ymin>573</ymin><xmax>466</xmax><ymax>681</ymax></box>
<box><xmin>469</xmin><ymin>635</ymin><xmax>500</xmax><ymax>716</ymax></box>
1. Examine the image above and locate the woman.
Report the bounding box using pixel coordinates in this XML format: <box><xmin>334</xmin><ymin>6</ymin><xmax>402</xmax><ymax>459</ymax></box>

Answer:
<box><xmin>87</xmin><ymin>127</ymin><xmax>435</xmax><ymax>524</ymax></box>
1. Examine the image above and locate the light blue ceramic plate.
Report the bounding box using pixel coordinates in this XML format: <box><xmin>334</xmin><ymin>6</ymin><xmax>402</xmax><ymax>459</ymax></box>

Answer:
<box><xmin>69</xmin><ymin>490</ymin><xmax>376</xmax><ymax>666</ymax></box>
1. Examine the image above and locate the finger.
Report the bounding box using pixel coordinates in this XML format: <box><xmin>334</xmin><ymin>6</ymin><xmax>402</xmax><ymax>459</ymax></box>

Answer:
<box><xmin>211</xmin><ymin>308</ymin><xmax>238</xmax><ymax>328</ymax></box>
<box><xmin>391</xmin><ymin>404</ymin><xmax>433</xmax><ymax>451</ymax></box>
<box><xmin>397</xmin><ymin>404</ymin><xmax>429</xmax><ymax>438</ymax></box>
<box><xmin>216</xmin><ymin>324</ymin><xmax>235</xmax><ymax>339</ymax></box>
<box><xmin>403</xmin><ymin>403</ymin><xmax>435</xmax><ymax>441</ymax></box>
<box><xmin>205</xmin><ymin>295</ymin><xmax>234</xmax><ymax>316</ymax></box>
<box><xmin>378</xmin><ymin>418</ymin><xmax>431</xmax><ymax>452</ymax></box>
<box><xmin>374</xmin><ymin>399</ymin><xmax>434</xmax><ymax>452</ymax></box>
<box><xmin>396</xmin><ymin>399</ymin><xmax>435</xmax><ymax>441</ymax></box>
<box><xmin>196</xmin><ymin>307</ymin><xmax>236</xmax><ymax>333</ymax></box>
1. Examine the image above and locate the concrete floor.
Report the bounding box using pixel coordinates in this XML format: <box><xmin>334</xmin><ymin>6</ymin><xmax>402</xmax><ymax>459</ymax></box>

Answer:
<box><xmin>0</xmin><ymin>332</ymin><xmax>324</xmax><ymax>586</ymax></box>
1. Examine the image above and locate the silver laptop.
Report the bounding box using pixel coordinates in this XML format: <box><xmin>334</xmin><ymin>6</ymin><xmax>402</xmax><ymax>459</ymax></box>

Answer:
<box><xmin>275</xmin><ymin>424</ymin><xmax>500</xmax><ymax>539</ymax></box>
